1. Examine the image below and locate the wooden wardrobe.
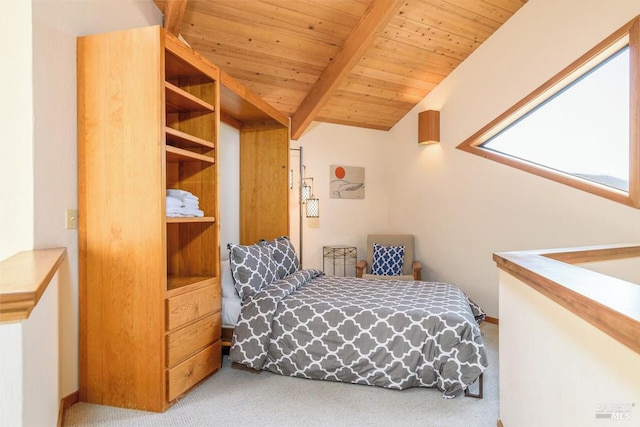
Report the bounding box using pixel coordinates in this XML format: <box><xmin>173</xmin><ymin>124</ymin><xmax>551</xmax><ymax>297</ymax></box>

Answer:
<box><xmin>78</xmin><ymin>26</ymin><xmax>221</xmax><ymax>412</ymax></box>
<box><xmin>78</xmin><ymin>25</ymin><xmax>290</xmax><ymax>412</ymax></box>
<box><xmin>218</xmin><ymin>73</ymin><xmax>290</xmax><ymax>245</ymax></box>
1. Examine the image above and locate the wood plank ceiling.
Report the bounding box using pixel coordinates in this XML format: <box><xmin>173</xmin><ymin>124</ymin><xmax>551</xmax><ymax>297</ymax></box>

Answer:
<box><xmin>154</xmin><ymin>0</ymin><xmax>528</xmax><ymax>139</ymax></box>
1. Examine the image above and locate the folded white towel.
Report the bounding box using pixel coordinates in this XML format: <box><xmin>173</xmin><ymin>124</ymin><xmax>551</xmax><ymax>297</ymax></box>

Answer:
<box><xmin>182</xmin><ymin>208</ymin><xmax>204</xmax><ymax>217</ymax></box>
<box><xmin>166</xmin><ymin>207</ymin><xmax>204</xmax><ymax>217</ymax></box>
<box><xmin>182</xmin><ymin>199</ymin><xmax>200</xmax><ymax>209</ymax></box>
<box><xmin>167</xmin><ymin>189</ymin><xmax>193</xmax><ymax>199</ymax></box>
<box><xmin>166</xmin><ymin>189</ymin><xmax>202</xmax><ymax>215</ymax></box>
<box><xmin>166</xmin><ymin>196</ymin><xmax>183</xmax><ymax>209</ymax></box>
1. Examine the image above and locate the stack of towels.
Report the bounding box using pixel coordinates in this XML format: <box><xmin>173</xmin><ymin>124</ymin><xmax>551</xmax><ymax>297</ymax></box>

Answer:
<box><xmin>166</xmin><ymin>189</ymin><xmax>204</xmax><ymax>217</ymax></box>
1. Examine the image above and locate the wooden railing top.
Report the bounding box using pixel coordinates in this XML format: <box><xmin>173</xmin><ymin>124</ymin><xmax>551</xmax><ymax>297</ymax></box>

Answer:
<box><xmin>0</xmin><ymin>248</ymin><xmax>66</xmax><ymax>322</ymax></box>
<box><xmin>494</xmin><ymin>244</ymin><xmax>640</xmax><ymax>356</ymax></box>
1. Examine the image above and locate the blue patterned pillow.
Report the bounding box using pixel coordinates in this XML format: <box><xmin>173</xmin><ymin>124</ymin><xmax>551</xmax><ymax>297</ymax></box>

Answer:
<box><xmin>258</xmin><ymin>236</ymin><xmax>300</xmax><ymax>279</ymax></box>
<box><xmin>371</xmin><ymin>243</ymin><xmax>405</xmax><ymax>276</ymax></box>
<box><xmin>227</xmin><ymin>243</ymin><xmax>276</xmax><ymax>300</ymax></box>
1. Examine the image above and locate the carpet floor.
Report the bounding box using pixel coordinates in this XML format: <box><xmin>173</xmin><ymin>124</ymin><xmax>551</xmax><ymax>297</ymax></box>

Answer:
<box><xmin>64</xmin><ymin>322</ymin><xmax>498</xmax><ymax>427</ymax></box>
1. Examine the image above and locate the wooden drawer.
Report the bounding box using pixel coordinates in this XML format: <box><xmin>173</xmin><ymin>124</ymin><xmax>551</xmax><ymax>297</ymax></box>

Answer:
<box><xmin>166</xmin><ymin>285</ymin><xmax>221</xmax><ymax>331</ymax></box>
<box><xmin>166</xmin><ymin>313</ymin><xmax>221</xmax><ymax>368</ymax></box>
<box><xmin>167</xmin><ymin>341</ymin><xmax>221</xmax><ymax>402</ymax></box>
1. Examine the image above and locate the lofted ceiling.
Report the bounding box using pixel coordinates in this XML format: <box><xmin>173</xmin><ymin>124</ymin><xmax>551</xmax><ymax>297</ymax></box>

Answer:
<box><xmin>154</xmin><ymin>0</ymin><xmax>528</xmax><ymax>139</ymax></box>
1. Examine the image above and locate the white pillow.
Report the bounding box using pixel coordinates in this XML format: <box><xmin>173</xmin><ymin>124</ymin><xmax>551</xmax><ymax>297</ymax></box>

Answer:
<box><xmin>220</xmin><ymin>259</ymin><xmax>238</xmax><ymax>298</ymax></box>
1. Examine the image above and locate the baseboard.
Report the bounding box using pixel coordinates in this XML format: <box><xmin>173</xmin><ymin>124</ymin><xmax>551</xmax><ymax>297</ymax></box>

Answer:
<box><xmin>57</xmin><ymin>391</ymin><xmax>79</xmax><ymax>427</ymax></box>
<box><xmin>485</xmin><ymin>316</ymin><xmax>499</xmax><ymax>325</ymax></box>
<box><xmin>497</xmin><ymin>418</ymin><xmax>504</xmax><ymax>427</ymax></box>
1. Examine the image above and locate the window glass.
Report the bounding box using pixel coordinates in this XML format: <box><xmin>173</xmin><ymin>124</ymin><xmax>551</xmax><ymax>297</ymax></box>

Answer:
<box><xmin>481</xmin><ymin>46</ymin><xmax>629</xmax><ymax>191</ymax></box>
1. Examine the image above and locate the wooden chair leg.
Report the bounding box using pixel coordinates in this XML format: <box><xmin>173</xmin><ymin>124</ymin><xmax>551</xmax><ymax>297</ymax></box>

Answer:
<box><xmin>464</xmin><ymin>373</ymin><xmax>483</xmax><ymax>399</ymax></box>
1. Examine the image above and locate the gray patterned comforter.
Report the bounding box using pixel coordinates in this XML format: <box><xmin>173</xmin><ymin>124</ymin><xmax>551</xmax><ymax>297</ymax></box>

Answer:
<box><xmin>230</xmin><ymin>270</ymin><xmax>487</xmax><ymax>398</ymax></box>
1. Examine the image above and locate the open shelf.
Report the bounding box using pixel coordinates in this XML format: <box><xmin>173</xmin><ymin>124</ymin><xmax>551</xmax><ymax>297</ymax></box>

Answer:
<box><xmin>166</xmin><ymin>216</ymin><xmax>215</xmax><ymax>224</ymax></box>
<box><xmin>166</xmin><ymin>127</ymin><xmax>215</xmax><ymax>150</ymax></box>
<box><xmin>166</xmin><ymin>145</ymin><xmax>215</xmax><ymax>163</ymax></box>
<box><xmin>165</xmin><ymin>82</ymin><xmax>215</xmax><ymax>113</ymax></box>
<box><xmin>166</xmin><ymin>50</ymin><xmax>216</xmax><ymax>82</ymax></box>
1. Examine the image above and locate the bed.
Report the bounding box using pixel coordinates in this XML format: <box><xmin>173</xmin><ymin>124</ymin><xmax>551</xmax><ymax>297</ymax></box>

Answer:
<box><xmin>223</xmin><ymin>237</ymin><xmax>488</xmax><ymax>399</ymax></box>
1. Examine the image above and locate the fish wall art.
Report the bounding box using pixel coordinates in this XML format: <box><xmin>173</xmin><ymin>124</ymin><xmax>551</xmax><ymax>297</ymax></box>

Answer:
<box><xmin>330</xmin><ymin>165</ymin><xmax>365</xmax><ymax>199</ymax></box>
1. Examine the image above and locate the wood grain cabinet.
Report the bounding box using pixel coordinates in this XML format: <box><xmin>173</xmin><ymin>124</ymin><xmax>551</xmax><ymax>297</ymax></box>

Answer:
<box><xmin>239</xmin><ymin>123</ymin><xmax>290</xmax><ymax>245</ymax></box>
<box><xmin>78</xmin><ymin>26</ymin><xmax>221</xmax><ymax>412</ymax></box>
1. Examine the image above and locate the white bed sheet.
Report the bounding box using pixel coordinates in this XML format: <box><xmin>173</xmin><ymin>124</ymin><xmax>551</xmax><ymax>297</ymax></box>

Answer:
<box><xmin>222</xmin><ymin>296</ymin><xmax>241</xmax><ymax>326</ymax></box>
<box><xmin>221</xmin><ymin>259</ymin><xmax>241</xmax><ymax>326</ymax></box>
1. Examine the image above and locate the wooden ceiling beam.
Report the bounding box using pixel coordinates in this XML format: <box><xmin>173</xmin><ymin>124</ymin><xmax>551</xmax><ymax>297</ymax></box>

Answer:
<box><xmin>163</xmin><ymin>0</ymin><xmax>188</xmax><ymax>37</ymax></box>
<box><xmin>290</xmin><ymin>0</ymin><xmax>404</xmax><ymax>140</ymax></box>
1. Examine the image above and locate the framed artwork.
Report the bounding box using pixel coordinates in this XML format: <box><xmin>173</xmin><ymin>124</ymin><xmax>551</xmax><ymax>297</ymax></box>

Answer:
<box><xmin>330</xmin><ymin>165</ymin><xmax>365</xmax><ymax>199</ymax></box>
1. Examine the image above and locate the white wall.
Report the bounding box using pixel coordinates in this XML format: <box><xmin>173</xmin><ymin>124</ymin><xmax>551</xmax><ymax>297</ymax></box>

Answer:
<box><xmin>32</xmin><ymin>4</ymin><xmax>78</xmax><ymax>400</ymax></box>
<box><xmin>219</xmin><ymin>122</ymin><xmax>240</xmax><ymax>259</ymax></box>
<box><xmin>296</xmin><ymin>0</ymin><xmax>640</xmax><ymax>316</ymax></box>
<box><xmin>0</xmin><ymin>273</ymin><xmax>60</xmax><ymax>427</ymax></box>
<box><xmin>0</xmin><ymin>0</ymin><xmax>33</xmax><ymax>261</ymax></box>
<box><xmin>1</xmin><ymin>1</ymin><xmax>33</xmax><ymax>424</ymax></box>
<box><xmin>294</xmin><ymin>123</ymin><xmax>394</xmax><ymax>271</ymax></box>
<box><xmin>22</xmin><ymin>275</ymin><xmax>60</xmax><ymax>427</ymax></box>
<box><xmin>30</xmin><ymin>0</ymin><xmax>162</xmax><ymax>399</ymax></box>
<box><xmin>499</xmin><ymin>270</ymin><xmax>640</xmax><ymax>425</ymax></box>
<box><xmin>0</xmin><ymin>323</ymin><xmax>23</xmax><ymax>426</ymax></box>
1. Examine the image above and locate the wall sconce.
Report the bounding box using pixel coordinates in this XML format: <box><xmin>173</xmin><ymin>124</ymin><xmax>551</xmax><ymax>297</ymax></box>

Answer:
<box><xmin>418</xmin><ymin>110</ymin><xmax>440</xmax><ymax>145</ymax></box>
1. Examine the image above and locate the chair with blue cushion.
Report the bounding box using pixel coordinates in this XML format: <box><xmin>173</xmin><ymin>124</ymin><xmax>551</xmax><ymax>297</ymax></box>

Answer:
<box><xmin>355</xmin><ymin>234</ymin><xmax>422</xmax><ymax>281</ymax></box>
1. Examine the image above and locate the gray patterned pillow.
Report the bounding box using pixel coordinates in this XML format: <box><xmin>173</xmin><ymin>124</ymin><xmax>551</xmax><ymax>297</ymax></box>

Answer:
<box><xmin>227</xmin><ymin>243</ymin><xmax>276</xmax><ymax>300</ymax></box>
<box><xmin>258</xmin><ymin>236</ymin><xmax>300</xmax><ymax>279</ymax></box>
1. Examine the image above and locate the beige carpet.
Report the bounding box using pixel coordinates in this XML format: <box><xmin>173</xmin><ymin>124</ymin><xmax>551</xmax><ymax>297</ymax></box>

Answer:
<box><xmin>65</xmin><ymin>323</ymin><xmax>498</xmax><ymax>427</ymax></box>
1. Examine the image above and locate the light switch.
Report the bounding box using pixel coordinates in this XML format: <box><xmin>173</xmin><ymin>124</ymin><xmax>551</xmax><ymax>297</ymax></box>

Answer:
<box><xmin>66</xmin><ymin>209</ymin><xmax>78</xmax><ymax>230</ymax></box>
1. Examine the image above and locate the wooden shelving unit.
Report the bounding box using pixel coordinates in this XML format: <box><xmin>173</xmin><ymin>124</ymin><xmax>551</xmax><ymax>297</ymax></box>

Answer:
<box><xmin>166</xmin><ymin>127</ymin><xmax>215</xmax><ymax>150</ymax></box>
<box><xmin>78</xmin><ymin>22</ymin><xmax>296</xmax><ymax>413</ymax></box>
<box><xmin>78</xmin><ymin>26</ymin><xmax>222</xmax><ymax>413</ymax></box>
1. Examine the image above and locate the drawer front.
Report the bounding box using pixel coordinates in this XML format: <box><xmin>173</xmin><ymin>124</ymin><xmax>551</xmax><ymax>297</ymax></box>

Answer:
<box><xmin>166</xmin><ymin>285</ymin><xmax>221</xmax><ymax>331</ymax></box>
<box><xmin>166</xmin><ymin>313</ymin><xmax>221</xmax><ymax>368</ymax></box>
<box><xmin>167</xmin><ymin>341</ymin><xmax>221</xmax><ymax>402</ymax></box>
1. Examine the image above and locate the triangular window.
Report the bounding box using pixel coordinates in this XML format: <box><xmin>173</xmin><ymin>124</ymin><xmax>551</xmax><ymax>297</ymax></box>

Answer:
<box><xmin>458</xmin><ymin>17</ymin><xmax>639</xmax><ymax>208</ymax></box>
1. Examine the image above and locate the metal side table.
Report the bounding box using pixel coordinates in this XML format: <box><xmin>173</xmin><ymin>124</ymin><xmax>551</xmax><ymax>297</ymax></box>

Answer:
<box><xmin>323</xmin><ymin>245</ymin><xmax>357</xmax><ymax>277</ymax></box>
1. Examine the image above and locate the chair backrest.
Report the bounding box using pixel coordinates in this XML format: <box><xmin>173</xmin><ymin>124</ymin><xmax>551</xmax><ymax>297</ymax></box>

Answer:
<box><xmin>366</xmin><ymin>234</ymin><xmax>415</xmax><ymax>276</ymax></box>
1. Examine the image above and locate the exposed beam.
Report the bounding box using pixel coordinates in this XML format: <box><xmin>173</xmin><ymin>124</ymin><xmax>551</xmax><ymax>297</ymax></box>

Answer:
<box><xmin>290</xmin><ymin>0</ymin><xmax>404</xmax><ymax>140</ymax></box>
<box><xmin>163</xmin><ymin>0</ymin><xmax>188</xmax><ymax>37</ymax></box>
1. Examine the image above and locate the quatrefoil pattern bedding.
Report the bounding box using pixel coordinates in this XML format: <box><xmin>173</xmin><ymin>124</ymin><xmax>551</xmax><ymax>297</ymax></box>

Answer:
<box><xmin>258</xmin><ymin>236</ymin><xmax>300</xmax><ymax>280</ymax></box>
<box><xmin>227</xmin><ymin>243</ymin><xmax>276</xmax><ymax>300</ymax></box>
<box><xmin>230</xmin><ymin>271</ymin><xmax>487</xmax><ymax>398</ymax></box>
